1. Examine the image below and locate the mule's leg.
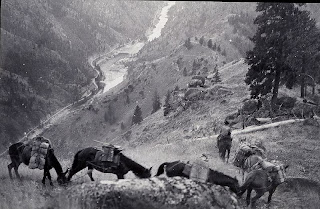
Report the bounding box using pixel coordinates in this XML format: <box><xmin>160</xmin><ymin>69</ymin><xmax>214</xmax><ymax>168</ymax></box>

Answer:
<box><xmin>246</xmin><ymin>188</ymin><xmax>252</xmax><ymax>206</ymax></box>
<box><xmin>87</xmin><ymin>165</ymin><xmax>94</xmax><ymax>181</ymax></box>
<box><xmin>47</xmin><ymin>171</ymin><xmax>53</xmax><ymax>186</ymax></box>
<box><xmin>226</xmin><ymin>147</ymin><xmax>231</xmax><ymax>163</ymax></box>
<box><xmin>251</xmin><ymin>191</ymin><xmax>264</xmax><ymax>208</ymax></box>
<box><xmin>267</xmin><ymin>186</ymin><xmax>277</xmax><ymax>203</ymax></box>
<box><xmin>8</xmin><ymin>163</ymin><xmax>14</xmax><ymax>179</ymax></box>
<box><xmin>42</xmin><ymin>171</ymin><xmax>47</xmax><ymax>185</ymax></box>
<box><xmin>220</xmin><ymin>147</ymin><xmax>226</xmax><ymax>162</ymax></box>
<box><xmin>13</xmin><ymin>164</ymin><xmax>21</xmax><ymax>180</ymax></box>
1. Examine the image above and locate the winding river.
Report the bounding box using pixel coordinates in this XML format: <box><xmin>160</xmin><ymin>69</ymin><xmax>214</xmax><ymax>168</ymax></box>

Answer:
<box><xmin>96</xmin><ymin>1</ymin><xmax>176</xmax><ymax>94</ymax></box>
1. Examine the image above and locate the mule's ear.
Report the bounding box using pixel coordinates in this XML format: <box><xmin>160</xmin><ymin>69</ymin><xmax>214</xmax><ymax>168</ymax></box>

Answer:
<box><xmin>149</xmin><ymin>166</ymin><xmax>153</xmax><ymax>171</ymax></box>
<box><xmin>284</xmin><ymin>164</ymin><xmax>289</xmax><ymax>169</ymax></box>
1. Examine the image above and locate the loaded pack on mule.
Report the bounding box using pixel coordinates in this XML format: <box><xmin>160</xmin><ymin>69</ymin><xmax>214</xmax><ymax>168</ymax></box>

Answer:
<box><xmin>233</xmin><ymin>139</ymin><xmax>289</xmax><ymax>207</ymax></box>
<box><xmin>67</xmin><ymin>144</ymin><xmax>152</xmax><ymax>181</ymax></box>
<box><xmin>155</xmin><ymin>160</ymin><xmax>240</xmax><ymax>194</ymax></box>
<box><xmin>28</xmin><ymin>136</ymin><xmax>52</xmax><ymax>170</ymax></box>
<box><xmin>233</xmin><ymin>139</ymin><xmax>266</xmax><ymax>169</ymax></box>
<box><xmin>237</xmin><ymin>159</ymin><xmax>289</xmax><ymax>207</ymax></box>
<box><xmin>8</xmin><ymin>136</ymin><xmax>68</xmax><ymax>185</ymax></box>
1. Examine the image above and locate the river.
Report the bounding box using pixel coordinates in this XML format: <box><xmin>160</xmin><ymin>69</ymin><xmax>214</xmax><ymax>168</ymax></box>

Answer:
<box><xmin>96</xmin><ymin>1</ymin><xmax>176</xmax><ymax>94</ymax></box>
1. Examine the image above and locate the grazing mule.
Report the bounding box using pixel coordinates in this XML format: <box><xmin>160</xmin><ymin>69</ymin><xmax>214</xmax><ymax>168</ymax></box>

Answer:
<box><xmin>155</xmin><ymin>160</ymin><xmax>240</xmax><ymax>194</ymax></box>
<box><xmin>67</xmin><ymin>147</ymin><xmax>152</xmax><ymax>181</ymax></box>
<box><xmin>8</xmin><ymin>142</ymin><xmax>68</xmax><ymax>185</ymax></box>
<box><xmin>237</xmin><ymin>166</ymin><xmax>288</xmax><ymax>207</ymax></box>
<box><xmin>217</xmin><ymin>135</ymin><xmax>232</xmax><ymax>163</ymax></box>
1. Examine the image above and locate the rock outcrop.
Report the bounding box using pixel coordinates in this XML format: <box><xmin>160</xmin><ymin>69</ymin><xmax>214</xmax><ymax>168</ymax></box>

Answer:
<box><xmin>55</xmin><ymin>177</ymin><xmax>240</xmax><ymax>209</ymax></box>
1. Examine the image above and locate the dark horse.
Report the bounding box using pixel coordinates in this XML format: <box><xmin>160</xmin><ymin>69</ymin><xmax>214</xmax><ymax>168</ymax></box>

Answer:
<box><xmin>217</xmin><ymin>135</ymin><xmax>232</xmax><ymax>163</ymax></box>
<box><xmin>67</xmin><ymin>147</ymin><xmax>152</xmax><ymax>181</ymax></box>
<box><xmin>237</xmin><ymin>166</ymin><xmax>288</xmax><ymax>207</ymax></box>
<box><xmin>8</xmin><ymin>142</ymin><xmax>68</xmax><ymax>185</ymax></box>
<box><xmin>155</xmin><ymin>160</ymin><xmax>240</xmax><ymax>194</ymax></box>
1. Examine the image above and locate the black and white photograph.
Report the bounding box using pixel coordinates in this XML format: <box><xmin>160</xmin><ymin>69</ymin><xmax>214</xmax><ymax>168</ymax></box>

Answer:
<box><xmin>1</xmin><ymin>1</ymin><xmax>320</xmax><ymax>208</ymax></box>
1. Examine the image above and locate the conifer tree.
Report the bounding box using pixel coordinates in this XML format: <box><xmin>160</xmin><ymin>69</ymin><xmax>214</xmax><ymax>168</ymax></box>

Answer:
<box><xmin>212</xmin><ymin>43</ymin><xmax>217</xmax><ymax>51</ymax></box>
<box><xmin>184</xmin><ymin>38</ymin><xmax>192</xmax><ymax>50</ymax></box>
<box><xmin>151</xmin><ymin>90</ymin><xmax>161</xmax><ymax>114</ymax></box>
<box><xmin>245</xmin><ymin>3</ymin><xmax>320</xmax><ymax>105</ymax></box>
<box><xmin>163</xmin><ymin>90</ymin><xmax>171</xmax><ymax>116</ymax></box>
<box><xmin>212</xmin><ymin>70</ymin><xmax>222</xmax><ymax>84</ymax></box>
<box><xmin>207</xmin><ymin>39</ymin><xmax>213</xmax><ymax>49</ymax></box>
<box><xmin>199</xmin><ymin>36</ymin><xmax>205</xmax><ymax>46</ymax></box>
<box><xmin>132</xmin><ymin>105</ymin><xmax>143</xmax><ymax>125</ymax></box>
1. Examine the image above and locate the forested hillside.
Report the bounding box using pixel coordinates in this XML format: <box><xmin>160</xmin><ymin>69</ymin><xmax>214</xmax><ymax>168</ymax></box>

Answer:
<box><xmin>0</xmin><ymin>0</ymin><xmax>162</xmax><ymax>147</ymax></box>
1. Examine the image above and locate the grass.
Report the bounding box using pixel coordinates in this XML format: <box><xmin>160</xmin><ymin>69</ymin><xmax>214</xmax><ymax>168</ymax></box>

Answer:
<box><xmin>1</xmin><ymin>58</ymin><xmax>319</xmax><ymax>208</ymax></box>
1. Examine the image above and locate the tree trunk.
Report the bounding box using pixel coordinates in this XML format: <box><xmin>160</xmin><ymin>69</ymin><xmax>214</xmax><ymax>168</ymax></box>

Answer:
<box><xmin>271</xmin><ymin>69</ymin><xmax>281</xmax><ymax>111</ymax></box>
<box><xmin>300</xmin><ymin>55</ymin><xmax>306</xmax><ymax>98</ymax></box>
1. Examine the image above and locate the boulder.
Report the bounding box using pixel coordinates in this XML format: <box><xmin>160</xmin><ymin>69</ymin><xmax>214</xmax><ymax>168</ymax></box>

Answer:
<box><xmin>188</xmin><ymin>79</ymin><xmax>204</xmax><ymax>88</ymax></box>
<box><xmin>276</xmin><ymin>96</ymin><xmax>296</xmax><ymax>109</ymax></box>
<box><xmin>56</xmin><ymin>177</ymin><xmax>240</xmax><ymax>209</ymax></box>
<box><xmin>184</xmin><ymin>88</ymin><xmax>205</xmax><ymax>101</ymax></box>
<box><xmin>242</xmin><ymin>99</ymin><xmax>258</xmax><ymax>115</ymax></box>
<box><xmin>191</xmin><ymin>75</ymin><xmax>206</xmax><ymax>85</ymax></box>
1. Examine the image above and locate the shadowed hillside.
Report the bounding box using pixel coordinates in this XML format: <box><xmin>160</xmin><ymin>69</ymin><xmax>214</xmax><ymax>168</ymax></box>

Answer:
<box><xmin>0</xmin><ymin>0</ymin><xmax>162</xmax><ymax>148</ymax></box>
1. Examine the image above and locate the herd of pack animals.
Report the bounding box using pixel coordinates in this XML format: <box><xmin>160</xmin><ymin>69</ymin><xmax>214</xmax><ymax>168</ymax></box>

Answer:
<box><xmin>7</xmin><ymin>129</ymin><xmax>289</xmax><ymax>208</ymax></box>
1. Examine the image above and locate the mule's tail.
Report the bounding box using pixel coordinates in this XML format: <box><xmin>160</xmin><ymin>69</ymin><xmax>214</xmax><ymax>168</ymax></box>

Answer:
<box><xmin>155</xmin><ymin>162</ymin><xmax>168</xmax><ymax>176</ymax></box>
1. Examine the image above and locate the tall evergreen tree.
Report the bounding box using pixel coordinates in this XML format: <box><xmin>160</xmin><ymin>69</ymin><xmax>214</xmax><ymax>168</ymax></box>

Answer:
<box><xmin>163</xmin><ymin>90</ymin><xmax>171</xmax><ymax>116</ymax></box>
<box><xmin>151</xmin><ymin>89</ymin><xmax>161</xmax><ymax>114</ymax></box>
<box><xmin>245</xmin><ymin>3</ymin><xmax>319</xmax><ymax>105</ymax></box>
<box><xmin>207</xmin><ymin>39</ymin><xmax>213</xmax><ymax>49</ymax></box>
<box><xmin>199</xmin><ymin>36</ymin><xmax>205</xmax><ymax>46</ymax></box>
<box><xmin>212</xmin><ymin>42</ymin><xmax>217</xmax><ymax>51</ymax></box>
<box><xmin>282</xmin><ymin>8</ymin><xmax>320</xmax><ymax>97</ymax></box>
<box><xmin>212</xmin><ymin>70</ymin><xmax>222</xmax><ymax>84</ymax></box>
<box><xmin>132</xmin><ymin>105</ymin><xmax>142</xmax><ymax>125</ymax></box>
<box><xmin>184</xmin><ymin>37</ymin><xmax>192</xmax><ymax>50</ymax></box>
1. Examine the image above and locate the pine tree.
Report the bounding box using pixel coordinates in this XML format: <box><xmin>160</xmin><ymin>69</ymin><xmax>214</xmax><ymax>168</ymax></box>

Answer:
<box><xmin>213</xmin><ymin>70</ymin><xmax>222</xmax><ymax>84</ymax></box>
<box><xmin>183</xmin><ymin>67</ymin><xmax>188</xmax><ymax>76</ymax></box>
<box><xmin>163</xmin><ymin>90</ymin><xmax>171</xmax><ymax>116</ymax></box>
<box><xmin>151</xmin><ymin>90</ymin><xmax>161</xmax><ymax>114</ymax></box>
<box><xmin>222</xmin><ymin>49</ymin><xmax>227</xmax><ymax>57</ymax></box>
<box><xmin>212</xmin><ymin>42</ymin><xmax>217</xmax><ymax>51</ymax></box>
<box><xmin>120</xmin><ymin>122</ymin><xmax>125</xmax><ymax>130</ymax></box>
<box><xmin>245</xmin><ymin>3</ymin><xmax>319</xmax><ymax>105</ymax></box>
<box><xmin>207</xmin><ymin>39</ymin><xmax>213</xmax><ymax>49</ymax></box>
<box><xmin>199</xmin><ymin>36</ymin><xmax>205</xmax><ymax>46</ymax></box>
<box><xmin>184</xmin><ymin>38</ymin><xmax>192</xmax><ymax>50</ymax></box>
<box><xmin>132</xmin><ymin>105</ymin><xmax>142</xmax><ymax>125</ymax></box>
<box><xmin>282</xmin><ymin>8</ymin><xmax>320</xmax><ymax>97</ymax></box>
<box><xmin>217</xmin><ymin>45</ymin><xmax>221</xmax><ymax>52</ymax></box>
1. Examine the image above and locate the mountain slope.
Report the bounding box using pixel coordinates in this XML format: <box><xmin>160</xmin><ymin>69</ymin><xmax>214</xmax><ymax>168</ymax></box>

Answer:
<box><xmin>0</xmin><ymin>0</ymin><xmax>162</xmax><ymax>147</ymax></box>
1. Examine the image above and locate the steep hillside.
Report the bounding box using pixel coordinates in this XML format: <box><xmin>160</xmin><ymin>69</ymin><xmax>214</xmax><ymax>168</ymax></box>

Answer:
<box><xmin>0</xmin><ymin>0</ymin><xmax>162</xmax><ymax>147</ymax></box>
<box><xmin>137</xmin><ymin>2</ymin><xmax>257</xmax><ymax>62</ymax></box>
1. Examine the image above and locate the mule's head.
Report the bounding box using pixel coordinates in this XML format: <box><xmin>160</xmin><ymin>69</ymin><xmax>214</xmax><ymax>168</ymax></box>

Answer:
<box><xmin>231</xmin><ymin>176</ymin><xmax>241</xmax><ymax>194</ymax></box>
<box><xmin>57</xmin><ymin>168</ymin><xmax>69</xmax><ymax>185</ymax></box>
<box><xmin>140</xmin><ymin>167</ymin><xmax>152</xmax><ymax>178</ymax></box>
